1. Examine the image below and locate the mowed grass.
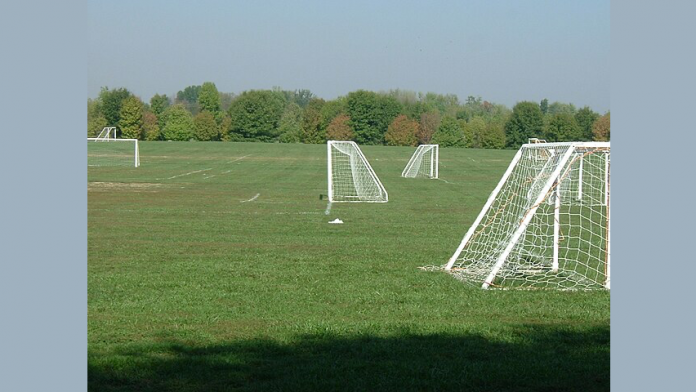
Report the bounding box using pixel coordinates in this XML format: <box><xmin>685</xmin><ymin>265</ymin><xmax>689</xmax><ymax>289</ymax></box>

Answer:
<box><xmin>88</xmin><ymin>142</ymin><xmax>609</xmax><ymax>392</ymax></box>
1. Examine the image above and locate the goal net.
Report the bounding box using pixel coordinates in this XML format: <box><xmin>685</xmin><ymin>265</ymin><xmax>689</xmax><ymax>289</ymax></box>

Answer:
<box><xmin>445</xmin><ymin>142</ymin><xmax>610</xmax><ymax>290</ymax></box>
<box><xmin>402</xmin><ymin>144</ymin><xmax>439</xmax><ymax>179</ymax></box>
<box><xmin>87</xmin><ymin>138</ymin><xmax>140</xmax><ymax>167</ymax></box>
<box><xmin>327</xmin><ymin>141</ymin><xmax>388</xmax><ymax>202</ymax></box>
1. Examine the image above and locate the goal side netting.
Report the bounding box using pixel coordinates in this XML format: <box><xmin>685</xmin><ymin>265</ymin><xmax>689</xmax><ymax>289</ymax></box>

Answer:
<box><xmin>402</xmin><ymin>144</ymin><xmax>439</xmax><ymax>178</ymax></box>
<box><xmin>445</xmin><ymin>142</ymin><xmax>610</xmax><ymax>290</ymax></box>
<box><xmin>87</xmin><ymin>138</ymin><xmax>140</xmax><ymax>167</ymax></box>
<box><xmin>327</xmin><ymin>141</ymin><xmax>388</xmax><ymax>202</ymax></box>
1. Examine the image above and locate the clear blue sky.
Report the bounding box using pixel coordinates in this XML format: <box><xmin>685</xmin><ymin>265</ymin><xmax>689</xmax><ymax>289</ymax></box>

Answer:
<box><xmin>88</xmin><ymin>0</ymin><xmax>610</xmax><ymax>112</ymax></box>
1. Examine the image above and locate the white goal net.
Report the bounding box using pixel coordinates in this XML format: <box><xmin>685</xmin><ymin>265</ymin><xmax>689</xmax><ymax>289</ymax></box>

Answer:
<box><xmin>402</xmin><ymin>144</ymin><xmax>439</xmax><ymax>178</ymax></box>
<box><xmin>445</xmin><ymin>142</ymin><xmax>610</xmax><ymax>290</ymax></box>
<box><xmin>327</xmin><ymin>141</ymin><xmax>388</xmax><ymax>202</ymax></box>
<box><xmin>87</xmin><ymin>138</ymin><xmax>140</xmax><ymax>167</ymax></box>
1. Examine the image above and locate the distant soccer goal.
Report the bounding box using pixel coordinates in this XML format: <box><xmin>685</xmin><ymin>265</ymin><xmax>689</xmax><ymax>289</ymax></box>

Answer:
<box><xmin>445</xmin><ymin>142</ymin><xmax>610</xmax><ymax>290</ymax></box>
<box><xmin>95</xmin><ymin>126</ymin><xmax>118</xmax><ymax>141</ymax></box>
<box><xmin>327</xmin><ymin>140</ymin><xmax>388</xmax><ymax>202</ymax></box>
<box><xmin>402</xmin><ymin>144</ymin><xmax>439</xmax><ymax>179</ymax></box>
<box><xmin>87</xmin><ymin>137</ymin><xmax>140</xmax><ymax>167</ymax></box>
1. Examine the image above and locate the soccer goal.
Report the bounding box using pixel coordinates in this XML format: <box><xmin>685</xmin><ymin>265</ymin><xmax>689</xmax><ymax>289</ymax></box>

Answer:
<box><xmin>87</xmin><ymin>137</ymin><xmax>140</xmax><ymax>167</ymax></box>
<box><xmin>95</xmin><ymin>126</ymin><xmax>118</xmax><ymax>140</ymax></box>
<box><xmin>402</xmin><ymin>144</ymin><xmax>439</xmax><ymax>178</ymax></box>
<box><xmin>327</xmin><ymin>140</ymin><xmax>388</xmax><ymax>202</ymax></box>
<box><xmin>445</xmin><ymin>142</ymin><xmax>610</xmax><ymax>290</ymax></box>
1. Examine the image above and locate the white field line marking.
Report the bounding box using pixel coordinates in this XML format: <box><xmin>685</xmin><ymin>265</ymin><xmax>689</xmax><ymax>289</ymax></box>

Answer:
<box><xmin>324</xmin><ymin>202</ymin><xmax>332</xmax><ymax>215</ymax></box>
<box><xmin>436</xmin><ymin>178</ymin><xmax>457</xmax><ymax>185</ymax></box>
<box><xmin>221</xmin><ymin>155</ymin><xmax>252</xmax><ymax>174</ymax></box>
<box><xmin>165</xmin><ymin>168</ymin><xmax>212</xmax><ymax>180</ymax></box>
<box><xmin>241</xmin><ymin>193</ymin><xmax>260</xmax><ymax>203</ymax></box>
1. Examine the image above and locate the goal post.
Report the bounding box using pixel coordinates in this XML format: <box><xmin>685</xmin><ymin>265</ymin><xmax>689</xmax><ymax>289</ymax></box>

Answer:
<box><xmin>87</xmin><ymin>138</ymin><xmax>140</xmax><ymax>167</ymax></box>
<box><xmin>402</xmin><ymin>144</ymin><xmax>439</xmax><ymax>179</ymax></box>
<box><xmin>445</xmin><ymin>141</ymin><xmax>610</xmax><ymax>290</ymax></box>
<box><xmin>327</xmin><ymin>140</ymin><xmax>388</xmax><ymax>202</ymax></box>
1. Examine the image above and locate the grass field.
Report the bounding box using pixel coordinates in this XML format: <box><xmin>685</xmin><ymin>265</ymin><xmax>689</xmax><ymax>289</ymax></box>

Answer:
<box><xmin>88</xmin><ymin>142</ymin><xmax>610</xmax><ymax>391</ymax></box>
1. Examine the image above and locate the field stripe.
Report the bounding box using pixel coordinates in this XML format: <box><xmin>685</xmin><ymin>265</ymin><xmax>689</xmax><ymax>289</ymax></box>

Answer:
<box><xmin>221</xmin><ymin>155</ymin><xmax>252</xmax><ymax>174</ymax></box>
<box><xmin>324</xmin><ymin>202</ymin><xmax>332</xmax><ymax>215</ymax></box>
<box><xmin>241</xmin><ymin>193</ymin><xmax>260</xmax><ymax>203</ymax></box>
<box><xmin>165</xmin><ymin>168</ymin><xmax>212</xmax><ymax>180</ymax></box>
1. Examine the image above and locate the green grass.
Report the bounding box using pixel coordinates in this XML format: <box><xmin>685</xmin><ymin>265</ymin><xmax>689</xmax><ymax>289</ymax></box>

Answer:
<box><xmin>88</xmin><ymin>142</ymin><xmax>609</xmax><ymax>392</ymax></box>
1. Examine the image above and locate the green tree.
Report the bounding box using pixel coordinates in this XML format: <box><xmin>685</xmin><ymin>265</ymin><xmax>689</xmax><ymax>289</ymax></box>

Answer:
<box><xmin>592</xmin><ymin>112</ymin><xmax>610</xmax><ymax>141</ymax></box>
<box><xmin>176</xmin><ymin>85</ymin><xmax>202</xmax><ymax>115</ymax></box>
<box><xmin>161</xmin><ymin>104</ymin><xmax>194</xmax><ymax>141</ymax></box>
<box><xmin>292</xmin><ymin>89</ymin><xmax>314</xmax><ymax>108</ymax></box>
<box><xmin>278</xmin><ymin>103</ymin><xmax>304</xmax><ymax>143</ymax></box>
<box><xmin>575</xmin><ymin>106</ymin><xmax>600</xmax><ymax>141</ymax></box>
<box><xmin>118</xmin><ymin>96</ymin><xmax>144</xmax><ymax>139</ymax></box>
<box><xmin>198</xmin><ymin>82</ymin><xmax>221</xmax><ymax>114</ymax></box>
<box><xmin>421</xmin><ymin>92</ymin><xmax>460</xmax><ymax>117</ymax></box>
<box><xmin>417</xmin><ymin>110</ymin><xmax>441</xmax><ymax>144</ymax></box>
<box><xmin>194</xmin><ymin>111</ymin><xmax>219</xmax><ymax>141</ymax></box>
<box><xmin>431</xmin><ymin>116</ymin><xmax>465</xmax><ymax>147</ymax></box>
<box><xmin>176</xmin><ymin>85</ymin><xmax>201</xmax><ymax>104</ymax></box>
<box><xmin>481</xmin><ymin>122</ymin><xmax>506</xmax><ymax>149</ymax></box>
<box><xmin>544</xmin><ymin>113</ymin><xmax>582</xmax><ymax>142</ymax></box>
<box><xmin>504</xmin><ymin>101</ymin><xmax>544</xmax><ymax>148</ymax></box>
<box><xmin>87</xmin><ymin>98</ymin><xmax>107</xmax><ymax>137</ymax></box>
<box><xmin>219</xmin><ymin>92</ymin><xmax>235</xmax><ymax>112</ymax></box>
<box><xmin>301</xmin><ymin>98</ymin><xmax>326</xmax><ymax>144</ymax></box>
<box><xmin>99</xmin><ymin>87</ymin><xmax>132</xmax><ymax>126</ymax></box>
<box><xmin>150</xmin><ymin>94</ymin><xmax>170</xmax><ymax>116</ymax></box>
<box><xmin>547</xmin><ymin>101</ymin><xmax>577</xmax><ymax>116</ymax></box>
<box><xmin>228</xmin><ymin>90</ymin><xmax>286</xmax><ymax>141</ymax></box>
<box><xmin>218</xmin><ymin>113</ymin><xmax>233</xmax><ymax>141</ymax></box>
<box><xmin>384</xmin><ymin>115</ymin><xmax>418</xmax><ymax>146</ymax></box>
<box><xmin>346</xmin><ymin>90</ymin><xmax>402</xmax><ymax>144</ymax></box>
<box><xmin>320</xmin><ymin>98</ymin><xmax>347</xmax><ymax>130</ymax></box>
<box><xmin>464</xmin><ymin>116</ymin><xmax>487</xmax><ymax>148</ymax></box>
<box><xmin>142</xmin><ymin>111</ymin><xmax>161</xmax><ymax>141</ymax></box>
<box><xmin>325</xmin><ymin>114</ymin><xmax>355</xmax><ymax>141</ymax></box>
<box><xmin>540</xmin><ymin>98</ymin><xmax>549</xmax><ymax>115</ymax></box>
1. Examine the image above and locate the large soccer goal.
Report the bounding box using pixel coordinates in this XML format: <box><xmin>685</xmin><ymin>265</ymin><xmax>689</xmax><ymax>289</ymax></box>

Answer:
<box><xmin>445</xmin><ymin>142</ymin><xmax>610</xmax><ymax>290</ymax></box>
<box><xmin>327</xmin><ymin>140</ymin><xmax>388</xmax><ymax>202</ymax></box>
<box><xmin>402</xmin><ymin>144</ymin><xmax>439</xmax><ymax>178</ymax></box>
<box><xmin>87</xmin><ymin>137</ymin><xmax>140</xmax><ymax>167</ymax></box>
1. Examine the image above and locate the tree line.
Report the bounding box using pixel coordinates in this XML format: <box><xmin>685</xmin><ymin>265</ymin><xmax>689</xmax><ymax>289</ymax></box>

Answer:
<box><xmin>88</xmin><ymin>83</ymin><xmax>610</xmax><ymax>148</ymax></box>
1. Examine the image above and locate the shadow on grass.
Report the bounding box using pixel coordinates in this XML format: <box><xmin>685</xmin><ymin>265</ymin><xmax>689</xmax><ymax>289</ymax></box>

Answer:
<box><xmin>89</xmin><ymin>324</ymin><xmax>609</xmax><ymax>392</ymax></box>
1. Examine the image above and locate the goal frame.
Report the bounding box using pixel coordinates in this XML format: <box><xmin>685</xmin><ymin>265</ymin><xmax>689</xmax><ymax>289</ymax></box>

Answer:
<box><xmin>401</xmin><ymin>144</ymin><xmax>439</xmax><ymax>179</ymax></box>
<box><xmin>445</xmin><ymin>141</ymin><xmax>610</xmax><ymax>290</ymax></box>
<box><xmin>87</xmin><ymin>137</ymin><xmax>140</xmax><ymax>167</ymax></box>
<box><xmin>327</xmin><ymin>140</ymin><xmax>388</xmax><ymax>203</ymax></box>
<box><xmin>95</xmin><ymin>126</ymin><xmax>118</xmax><ymax>140</ymax></box>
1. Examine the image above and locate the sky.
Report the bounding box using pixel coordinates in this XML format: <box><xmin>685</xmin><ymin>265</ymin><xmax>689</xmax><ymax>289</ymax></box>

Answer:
<box><xmin>88</xmin><ymin>0</ymin><xmax>610</xmax><ymax>112</ymax></box>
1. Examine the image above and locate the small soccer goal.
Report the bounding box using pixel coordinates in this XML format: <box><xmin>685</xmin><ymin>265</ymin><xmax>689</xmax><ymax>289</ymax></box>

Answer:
<box><xmin>445</xmin><ymin>141</ymin><xmax>610</xmax><ymax>290</ymax></box>
<box><xmin>95</xmin><ymin>126</ymin><xmax>118</xmax><ymax>140</ymax></box>
<box><xmin>327</xmin><ymin>140</ymin><xmax>388</xmax><ymax>202</ymax></box>
<box><xmin>401</xmin><ymin>144</ymin><xmax>439</xmax><ymax>179</ymax></box>
<box><xmin>87</xmin><ymin>137</ymin><xmax>140</xmax><ymax>167</ymax></box>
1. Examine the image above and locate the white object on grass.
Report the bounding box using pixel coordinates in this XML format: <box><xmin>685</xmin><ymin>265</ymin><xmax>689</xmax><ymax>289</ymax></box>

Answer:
<box><xmin>445</xmin><ymin>142</ymin><xmax>610</xmax><ymax>290</ymax></box>
<box><xmin>402</xmin><ymin>144</ymin><xmax>439</xmax><ymax>179</ymax></box>
<box><xmin>327</xmin><ymin>141</ymin><xmax>388</xmax><ymax>202</ymax></box>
